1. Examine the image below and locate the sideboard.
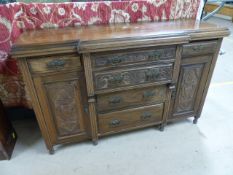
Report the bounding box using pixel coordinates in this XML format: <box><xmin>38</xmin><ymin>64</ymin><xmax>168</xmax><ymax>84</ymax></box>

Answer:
<box><xmin>11</xmin><ymin>20</ymin><xmax>230</xmax><ymax>154</ymax></box>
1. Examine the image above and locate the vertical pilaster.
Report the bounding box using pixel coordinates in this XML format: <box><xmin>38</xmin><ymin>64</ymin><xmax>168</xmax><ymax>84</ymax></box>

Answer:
<box><xmin>82</xmin><ymin>53</ymin><xmax>98</xmax><ymax>144</ymax></box>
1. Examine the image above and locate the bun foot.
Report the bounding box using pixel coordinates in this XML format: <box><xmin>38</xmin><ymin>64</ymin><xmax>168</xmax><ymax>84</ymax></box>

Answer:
<box><xmin>159</xmin><ymin>124</ymin><xmax>165</xmax><ymax>131</ymax></box>
<box><xmin>92</xmin><ymin>140</ymin><xmax>98</xmax><ymax>146</ymax></box>
<box><xmin>49</xmin><ymin>148</ymin><xmax>55</xmax><ymax>155</ymax></box>
<box><xmin>193</xmin><ymin>117</ymin><xmax>198</xmax><ymax>124</ymax></box>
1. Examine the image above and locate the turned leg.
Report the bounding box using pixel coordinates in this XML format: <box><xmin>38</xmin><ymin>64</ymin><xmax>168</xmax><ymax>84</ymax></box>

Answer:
<box><xmin>159</xmin><ymin>124</ymin><xmax>165</xmax><ymax>131</ymax></box>
<box><xmin>48</xmin><ymin>147</ymin><xmax>55</xmax><ymax>155</ymax></box>
<box><xmin>193</xmin><ymin>116</ymin><xmax>199</xmax><ymax>124</ymax></box>
<box><xmin>92</xmin><ymin>139</ymin><xmax>98</xmax><ymax>146</ymax></box>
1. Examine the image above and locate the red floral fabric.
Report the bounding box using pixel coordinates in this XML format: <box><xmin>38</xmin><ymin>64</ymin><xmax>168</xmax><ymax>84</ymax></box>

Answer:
<box><xmin>0</xmin><ymin>0</ymin><xmax>200</xmax><ymax>107</ymax></box>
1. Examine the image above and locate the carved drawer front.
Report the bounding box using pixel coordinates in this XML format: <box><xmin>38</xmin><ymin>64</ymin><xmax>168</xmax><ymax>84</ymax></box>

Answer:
<box><xmin>28</xmin><ymin>54</ymin><xmax>82</xmax><ymax>74</ymax></box>
<box><xmin>94</xmin><ymin>64</ymin><xmax>173</xmax><ymax>91</ymax></box>
<box><xmin>98</xmin><ymin>104</ymin><xmax>163</xmax><ymax>134</ymax></box>
<box><xmin>182</xmin><ymin>40</ymin><xmax>218</xmax><ymax>57</ymax></box>
<box><xmin>91</xmin><ymin>47</ymin><xmax>176</xmax><ymax>69</ymax></box>
<box><xmin>97</xmin><ymin>85</ymin><xmax>167</xmax><ymax>113</ymax></box>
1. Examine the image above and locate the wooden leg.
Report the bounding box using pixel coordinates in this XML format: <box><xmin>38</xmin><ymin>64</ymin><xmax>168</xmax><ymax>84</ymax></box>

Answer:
<box><xmin>193</xmin><ymin>116</ymin><xmax>199</xmax><ymax>124</ymax></box>
<box><xmin>159</xmin><ymin>124</ymin><xmax>165</xmax><ymax>131</ymax></box>
<box><xmin>48</xmin><ymin>147</ymin><xmax>55</xmax><ymax>155</ymax></box>
<box><xmin>92</xmin><ymin>139</ymin><xmax>98</xmax><ymax>146</ymax></box>
<box><xmin>88</xmin><ymin>98</ymin><xmax>99</xmax><ymax>146</ymax></box>
<box><xmin>43</xmin><ymin>138</ymin><xmax>55</xmax><ymax>155</ymax></box>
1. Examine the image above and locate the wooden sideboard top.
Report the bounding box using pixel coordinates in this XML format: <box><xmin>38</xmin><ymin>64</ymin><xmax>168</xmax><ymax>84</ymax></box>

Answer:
<box><xmin>11</xmin><ymin>19</ymin><xmax>230</xmax><ymax>57</ymax></box>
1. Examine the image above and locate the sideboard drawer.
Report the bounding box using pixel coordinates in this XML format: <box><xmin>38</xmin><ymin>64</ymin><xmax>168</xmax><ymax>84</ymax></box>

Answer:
<box><xmin>98</xmin><ymin>104</ymin><xmax>163</xmax><ymax>134</ymax></box>
<box><xmin>97</xmin><ymin>85</ymin><xmax>166</xmax><ymax>112</ymax></box>
<box><xmin>28</xmin><ymin>55</ymin><xmax>82</xmax><ymax>74</ymax></box>
<box><xmin>182</xmin><ymin>40</ymin><xmax>218</xmax><ymax>57</ymax></box>
<box><xmin>91</xmin><ymin>47</ymin><xmax>176</xmax><ymax>69</ymax></box>
<box><xmin>94</xmin><ymin>64</ymin><xmax>173</xmax><ymax>91</ymax></box>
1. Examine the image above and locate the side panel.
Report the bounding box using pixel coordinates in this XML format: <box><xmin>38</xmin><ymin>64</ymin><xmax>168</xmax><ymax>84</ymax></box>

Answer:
<box><xmin>170</xmin><ymin>39</ymin><xmax>222</xmax><ymax>121</ymax></box>
<box><xmin>171</xmin><ymin>60</ymin><xmax>210</xmax><ymax>118</ymax></box>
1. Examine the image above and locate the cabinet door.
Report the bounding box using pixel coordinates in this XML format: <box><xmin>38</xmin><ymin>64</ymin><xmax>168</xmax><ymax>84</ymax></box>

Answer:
<box><xmin>169</xmin><ymin>56</ymin><xmax>212</xmax><ymax>120</ymax></box>
<box><xmin>33</xmin><ymin>71</ymin><xmax>90</xmax><ymax>144</ymax></box>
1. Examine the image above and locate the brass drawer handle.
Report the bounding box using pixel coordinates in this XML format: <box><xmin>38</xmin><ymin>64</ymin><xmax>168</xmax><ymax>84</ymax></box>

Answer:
<box><xmin>110</xmin><ymin>119</ymin><xmax>121</xmax><ymax>127</ymax></box>
<box><xmin>110</xmin><ymin>74</ymin><xmax>124</xmax><ymax>84</ymax></box>
<box><xmin>143</xmin><ymin>91</ymin><xmax>156</xmax><ymax>98</ymax></box>
<box><xmin>47</xmin><ymin>59</ymin><xmax>66</xmax><ymax>69</ymax></box>
<box><xmin>109</xmin><ymin>96</ymin><xmax>121</xmax><ymax>104</ymax></box>
<box><xmin>168</xmin><ymin>83</ymin><xmax>176</xmax><ymax>99</ymax></box>
<box><xmin>110</xmin><ymin>56</ymin><xmax>122</xmax><ymax>65</ymax></box>
<box><xmin>141</xmin><ymin>112</ymin><xmax>152</xmax><ymax>120</ymax></box>
<box><xmin>148</xmin><ymin>52</ymin><xmax>161</xmax><ymax>60</ymax></box>
<box><xmin>192</xmin><ymin>45</ymin><xmax>203</xmax><ymax>51</ymax></box>
<box><xmin>145</xmin><ymin>69</ymin><xmax>160</xmax><ymax>80</ymax></box>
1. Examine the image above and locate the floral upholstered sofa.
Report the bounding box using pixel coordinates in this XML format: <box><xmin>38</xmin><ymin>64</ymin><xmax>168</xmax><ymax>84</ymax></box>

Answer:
<box><xmin>0</xmin><ymin>0</ymin><xmax>201</xmax><ymax>108</ymax></box>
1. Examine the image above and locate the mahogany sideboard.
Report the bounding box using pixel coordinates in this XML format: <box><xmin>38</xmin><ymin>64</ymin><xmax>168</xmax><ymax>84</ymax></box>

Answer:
<box><xmin>11</xmin><ymin>20</ymin><xmax>230</xmax><ymax>154</ymax></box>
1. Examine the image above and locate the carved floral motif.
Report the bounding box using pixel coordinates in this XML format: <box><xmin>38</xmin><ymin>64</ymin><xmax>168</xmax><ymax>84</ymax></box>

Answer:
<box><xmin>93</xmin><ymin>48</ymin><xmax>176</xmax><ymax>68</ymax></box>
<box><xmin>176</xmin><ymin>65</ymin><xmax>203</xmax><ymax>112</ymax></box>
<box><xmin>95</xmin><ymin>66</ymin><xmax>172</xmax><ymax>90</ymax></box>
<box><xmin>46</xmin><ymin>81</ymin><xmax>82</xmax><ymax>136</ymax></box>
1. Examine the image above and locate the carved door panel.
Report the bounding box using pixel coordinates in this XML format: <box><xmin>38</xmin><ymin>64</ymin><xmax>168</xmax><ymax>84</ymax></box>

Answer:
<box><xmin>33</xmin><ymin>71</ymin><xmax>90</xmax><ymax>144</ymax></box>
<box><xmin>169</xmin><ymin>56</ymin><xmax>212</xmax><ymax>119</ymax></box>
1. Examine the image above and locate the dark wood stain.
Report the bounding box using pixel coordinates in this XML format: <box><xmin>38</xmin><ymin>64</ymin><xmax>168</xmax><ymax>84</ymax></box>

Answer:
<box><xmin>11</xmin><ymin>20</ymin><xmax>230</xmax><ymax>154</ymax></box>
